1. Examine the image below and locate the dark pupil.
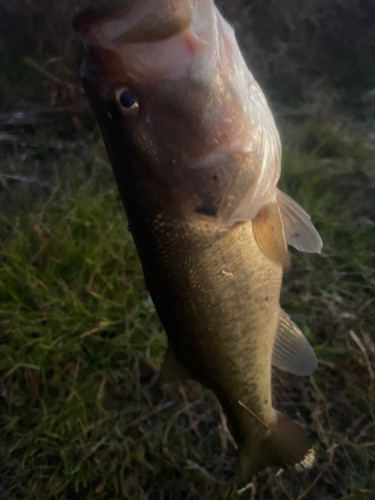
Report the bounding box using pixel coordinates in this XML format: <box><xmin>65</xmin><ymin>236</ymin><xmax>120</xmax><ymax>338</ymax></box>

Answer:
<box><xmin>119</xmin><ymin>90</ymin><xmax>137</xmax><ymax>108</ymax></box>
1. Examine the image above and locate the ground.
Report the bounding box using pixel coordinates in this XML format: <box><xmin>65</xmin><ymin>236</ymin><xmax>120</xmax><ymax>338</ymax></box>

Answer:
<box><xmin>1</xmin><ymin>2</ymin><xmax>375</xmax><ymax>499</ymax></box>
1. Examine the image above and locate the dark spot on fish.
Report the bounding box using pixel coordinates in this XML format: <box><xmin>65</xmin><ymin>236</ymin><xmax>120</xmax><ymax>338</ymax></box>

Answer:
<box><xmin>271</xmin><ymin>226</ymin><xmax>274</xmax><ymax>232</ymax></box>
<box><xmin>212</xmin><ymin>174</ymin><xmax>218</xmax><ymax>181</ymax></box>
<box><xmin>195</xmin><ymin>205</ymin><xmax>218</xmax><ymax>217</ymax></box>
<box><xmin>292</xmin><ymin>232</ymin><xmax>300</xmax><ymax>238</ymax></box>
<box><xmin>264</xmin><ymin>399</ymin><xmax>268</xmax><ymax>404</ymax></box>
<box><xmin>265</xmin><ymin>296</ymin><xmax>269</xmax><ymax>301</ymax></box>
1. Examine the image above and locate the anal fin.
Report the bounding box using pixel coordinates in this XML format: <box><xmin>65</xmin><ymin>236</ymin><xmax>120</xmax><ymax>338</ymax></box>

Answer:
<box><xmin>159</xmin><ymin>344</ymin><xmax>192</xmax><ymax>385</ymax></box>
<box><xmin>252</xmin><ymin>203</ymin><xmax>290</xmax><ymax>268</ymax></box>
<box><xmin>272</xmin><ymin>309</ymin><xmax>317</xmax><ymax>376</ymax></box>
<box><xmin>277</xmin><ymin>189</ymin><xmax>323</xmax><ymax>254</ymax></box>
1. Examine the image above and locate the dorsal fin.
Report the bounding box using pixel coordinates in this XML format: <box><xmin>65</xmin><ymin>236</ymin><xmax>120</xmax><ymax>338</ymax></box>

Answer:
<box><xmin>252</xmin><ymin>203</ymin><xmax>290</xmax><ymax>268</ymax></box>
<box><xmin>272</xmin><ymin>309</ymin><xmax>317</xmax><ymax>376</ymax></box>
<box><xmin>277</xmin><ymin>189</ymin><xmax>323</xmax><ymax>254</ymax></box>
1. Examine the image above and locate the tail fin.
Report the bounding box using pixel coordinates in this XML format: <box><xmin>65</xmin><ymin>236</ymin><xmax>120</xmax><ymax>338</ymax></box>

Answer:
<box><xmin>239</xmin><ymin>412</ymin><xmax>315</xmax><ymax>482</ymax></box>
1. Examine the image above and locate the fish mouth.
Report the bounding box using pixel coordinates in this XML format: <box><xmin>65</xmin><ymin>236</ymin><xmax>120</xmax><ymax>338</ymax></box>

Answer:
<box><xmin>73</xmin><ymin>0</ymin><xmax>193</xmax><ymax>45</ymax></box>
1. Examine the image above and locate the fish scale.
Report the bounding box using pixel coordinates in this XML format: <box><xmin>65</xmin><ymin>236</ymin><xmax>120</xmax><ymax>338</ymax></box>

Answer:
<box><xmin>136</xmin><ymin>215</ymin><xmax>280</xmax><ymax>423</ymax></box>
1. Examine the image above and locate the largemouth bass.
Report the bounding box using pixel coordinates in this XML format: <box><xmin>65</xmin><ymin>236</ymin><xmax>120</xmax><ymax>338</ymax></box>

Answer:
<box><xmin>73</xmin><ymin>0</ymin><xmax>322</xmax><ymax>480</ymax></box>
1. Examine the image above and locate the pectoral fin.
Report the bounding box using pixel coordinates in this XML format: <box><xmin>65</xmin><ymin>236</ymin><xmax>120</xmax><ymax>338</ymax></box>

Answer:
<box><xmin>159</xmin><ymin>344</ymin><xmax>192</xmax><ymax>385</ymax></box>
<box><xmin>272</xmin><ymin>309</ymin><xmax>317</xmax><ymax>376</ymax></box>
<box><xmin>252</xmin><ymin>203</ymin><xmax>290</xmax><ymax>268</ymax></box>
<box><xmin>277</xmin><ymin>189</ymin><xmax>323</xmax><ymax>254</ymax></box>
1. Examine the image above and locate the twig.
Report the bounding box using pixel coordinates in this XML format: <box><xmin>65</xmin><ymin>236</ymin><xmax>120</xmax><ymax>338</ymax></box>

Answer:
<box><xmin>1</xmin><ymin>174</ymin><xmax>49</xmax><ymax>187</ymax></box>
<box><xmin>0</xmin><ymin>108</ymin><xmax>89</xmax><ymax>128</ymax></box>
<box><xmin>0</xmin><ymin>132</ymin><xmax>87</xmax><ymax>152</ymax></box>
<box><xmin>349</xmin><ymin>330</ymin><xmax>374</xmax><ymax>381</ymax></box>
<box><xmin>237</xmin><ymin>481</ymin><xmax>255</xmax><ymax>495</ymax></box>
<box><xmin>359</xmin><ymin>441</ymin><xmax>375</xmax><ymax>448</ymax></box>
<box><xmin>79</xmin><ymin>327</ymin><xmax>100</xmax><ymax>339</ymax></box>
<box><xmin>220</xmin><ymin>406</ymin><xmax>238</xmax><ymax>450</ymax></box>
<box><xmin>185</xmin><ymin>460</ymin><xmax>221</xmax><ymax>484</ymax></box>
<box><xmin>238</xmin><ymin>400</ymin><xmax>269</xmax><ymax>429</ymax></box>
<box><xmin>295</xmin><ymin>464</ymin><xmax>329</xmax><ymax>500</ymax></box>
<box><xmin>277</xmin><ymin>479</ymin><xmax>295</xmax><ymax>500</ymax></box>
<box><xmin>123</xmin><ymin>401</ymin><xmax>175</xmax><ymax>431</ymax></box>
<box><xmin>23</xmin><ymin>57</ymin><xmax>84</xmax><ymax>95</ymax></box>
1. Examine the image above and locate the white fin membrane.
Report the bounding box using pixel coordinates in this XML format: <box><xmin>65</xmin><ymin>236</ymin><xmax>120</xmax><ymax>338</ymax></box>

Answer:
<box><xmin>272</xmin><ymin>309</ymin><xmax>318</xmax><ymax>376</ymax></box>
<box><xmin>277</xmin><ymin>189</ymin><xmax>323</xmax><ymax>254</ymax></box>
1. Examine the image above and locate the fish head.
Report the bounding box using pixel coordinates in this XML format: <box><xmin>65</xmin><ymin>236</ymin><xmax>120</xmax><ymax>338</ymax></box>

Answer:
<box><xmin>74</xmin><ymin>0</ymin><xmax>280</xmax><ymax>221</ymax></box>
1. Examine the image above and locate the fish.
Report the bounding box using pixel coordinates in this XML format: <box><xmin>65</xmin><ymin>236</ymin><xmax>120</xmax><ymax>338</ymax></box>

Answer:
<box><xmin>73</xmin><ymin>0</ymin><xmax>322</xmax><ymax>481</ymax></box>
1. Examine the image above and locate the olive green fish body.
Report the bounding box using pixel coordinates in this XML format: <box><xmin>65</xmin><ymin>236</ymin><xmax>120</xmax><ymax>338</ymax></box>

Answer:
<box><xmin>131</xmin><ymin>209</ymin><xmax>279</xmax><ymax>442</ymax></box>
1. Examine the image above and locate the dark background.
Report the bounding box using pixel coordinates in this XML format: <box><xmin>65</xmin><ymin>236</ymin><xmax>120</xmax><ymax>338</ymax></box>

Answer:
<box><xmin>1</xmin><ymin>0</ymin><xmax>375</xmax><ymax>113</ymax></box>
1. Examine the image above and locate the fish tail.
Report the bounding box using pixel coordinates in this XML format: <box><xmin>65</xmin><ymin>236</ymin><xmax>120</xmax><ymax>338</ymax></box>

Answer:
<box><xmin>239</xmin><ymin>411</ymin><xmax>315</xmax><ymax>482</ymax></box>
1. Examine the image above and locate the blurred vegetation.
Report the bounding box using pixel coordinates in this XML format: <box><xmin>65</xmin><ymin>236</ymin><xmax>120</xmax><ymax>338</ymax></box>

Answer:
<box><xmin>1</xmin><ymin>120</ymin><xmax>375</xmax><ymax>499</ymax></box>
<box><xmin>1</xmin><ymin>0</ymin><xmax>375</xmax><ymax>113</ymax></box>
<box><xmin>0</xmin><ymin>1</ymin><xmax>375</xmax><ymax>499</ymax></box>
<box><xmin>223</xmin><ymin>0</ymin><xmax>375</xmax><ymax>112</ymax></box>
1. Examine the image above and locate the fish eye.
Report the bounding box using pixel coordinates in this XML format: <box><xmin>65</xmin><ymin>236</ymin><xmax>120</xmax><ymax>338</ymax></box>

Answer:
<box><xmin>115</xmin><ymin>87</ymin><xmax>139</xmax><ymax>116</ymax></box>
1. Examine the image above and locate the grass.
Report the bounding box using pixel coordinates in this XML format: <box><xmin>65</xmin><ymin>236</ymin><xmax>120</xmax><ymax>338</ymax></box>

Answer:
<box><xmin>0</xmin><ymin>119</ymin><xmax>375</xmax><ymax>499</ymax></box>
